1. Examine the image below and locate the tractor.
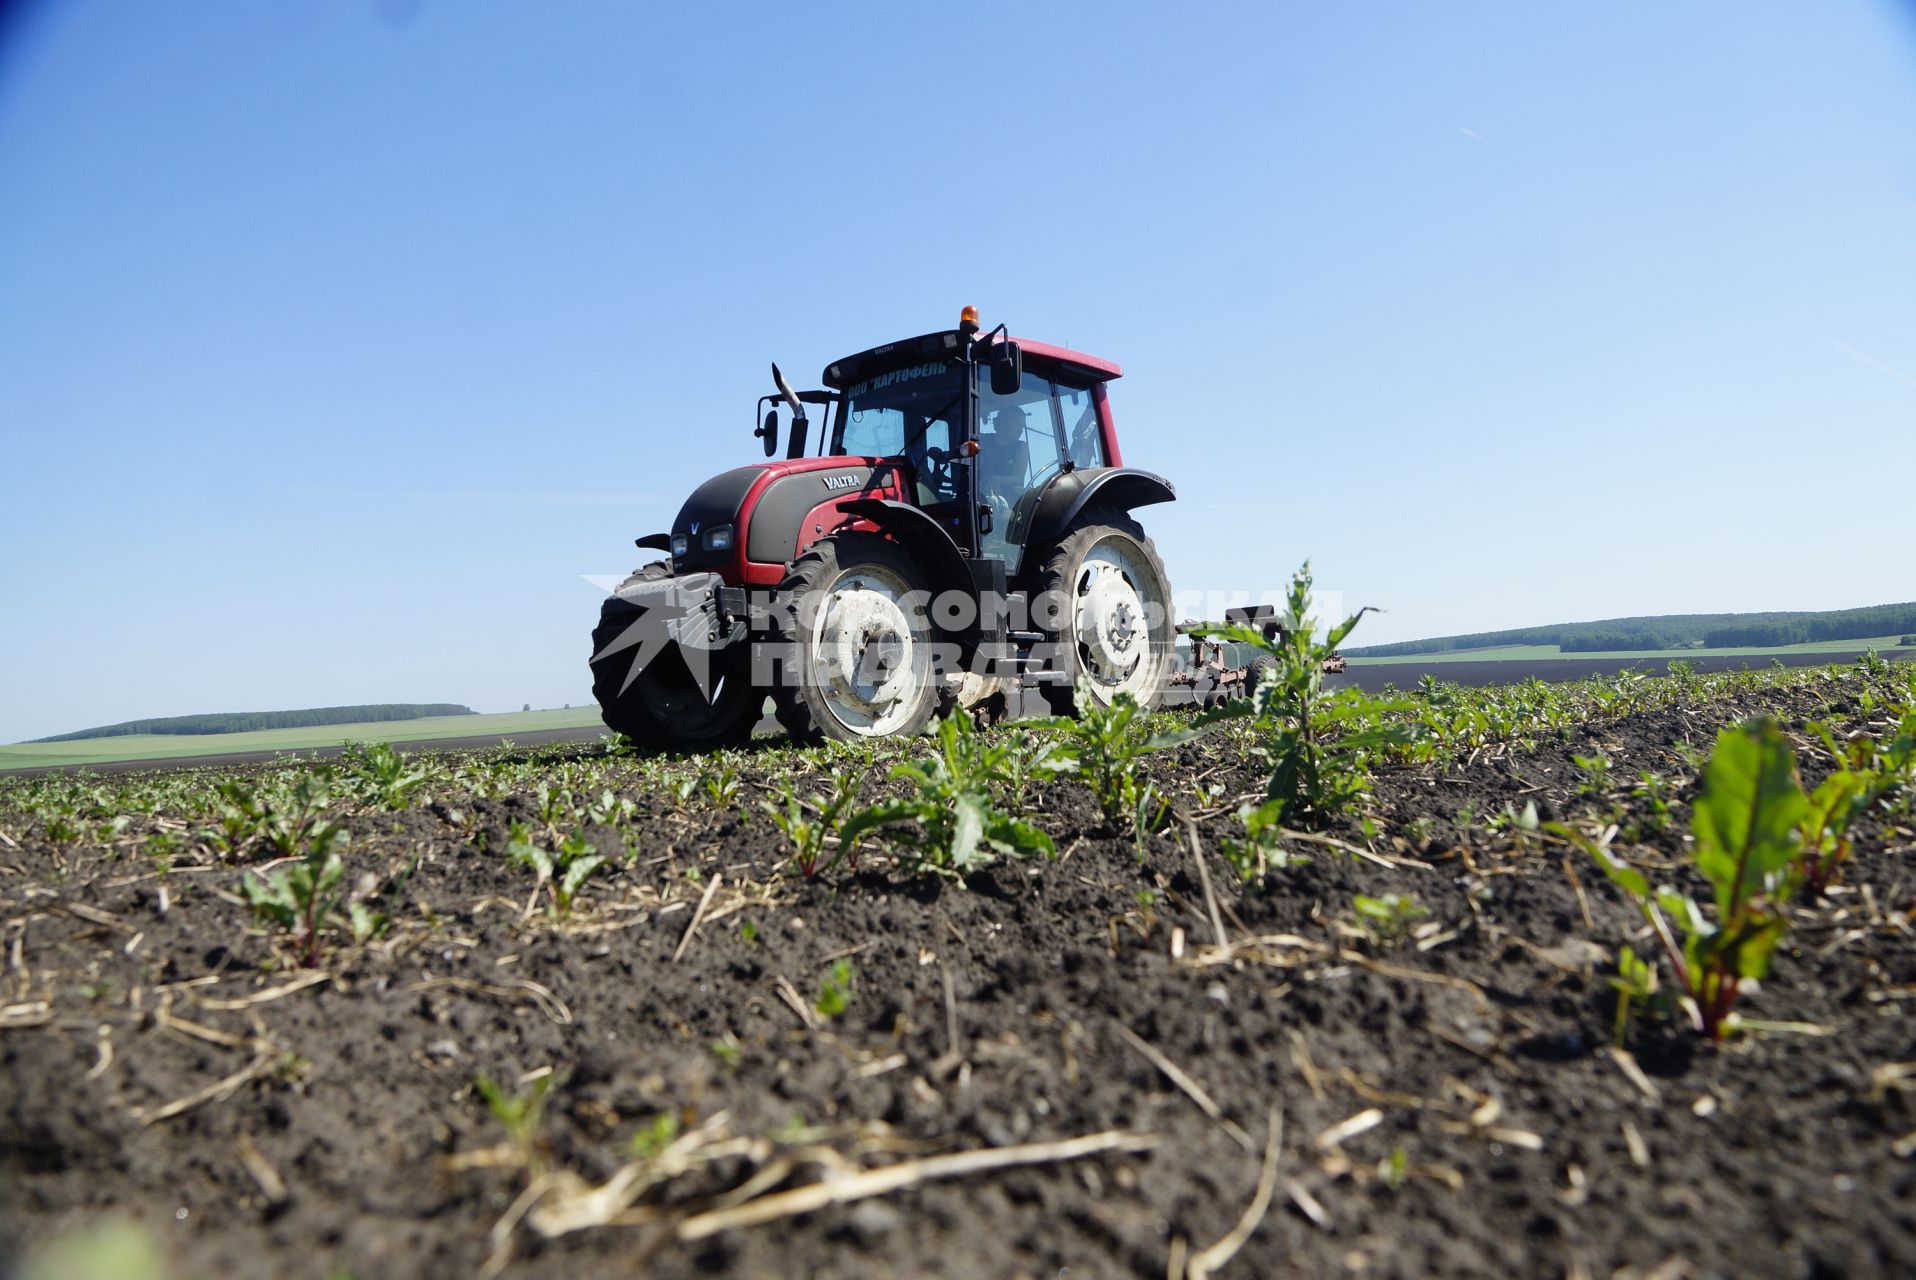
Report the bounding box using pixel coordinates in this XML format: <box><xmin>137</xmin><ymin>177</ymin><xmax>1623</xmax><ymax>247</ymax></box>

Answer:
<box><xmin>589</xmin><ymin>307</ymin><xmax>1178</xmax><ymax>749</ymax></box>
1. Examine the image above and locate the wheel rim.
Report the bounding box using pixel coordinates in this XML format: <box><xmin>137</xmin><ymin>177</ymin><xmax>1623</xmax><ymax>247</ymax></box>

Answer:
<box><xmin>810</xmin><ymin>563</ymin><xmax>929</xmax><ymax>736</ymax></box>
<box><xmin>1070</xmin><ymin>539</ymin><xmax>1165</xmax><ymax>701</ymax></box>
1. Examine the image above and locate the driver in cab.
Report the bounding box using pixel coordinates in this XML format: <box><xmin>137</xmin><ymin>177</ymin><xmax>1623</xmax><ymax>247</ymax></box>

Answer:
<box><xmin>980</xmin><ymin>403</ymin><xmax>1031</xmax><ymax>506</ymax></box>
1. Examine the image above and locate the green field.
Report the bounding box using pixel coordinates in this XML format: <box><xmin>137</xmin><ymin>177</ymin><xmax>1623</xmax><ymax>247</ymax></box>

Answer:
<box><xmin>0</xmin><ymin>706</ymin><xmax>605</xmax><ymax>772</ymax></box>
<box><xmin>1347</xmin><ymin>634</ymin><xmax>1912</xmax><ymax>667</ymax></box>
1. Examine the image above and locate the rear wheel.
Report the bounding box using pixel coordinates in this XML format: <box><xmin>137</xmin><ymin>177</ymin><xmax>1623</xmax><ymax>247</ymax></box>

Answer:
<box><xmin>1245</xmin><ymin>654</ymin><xmax>1278</xmax><ymax>701</ymax></box>
<box><xmin>590</xmin><ymin>564</ymin><xmax>761</xmax><ymax>751</ymax></box>
<box><xmin>1027</xmin><ymin>507</ymin><xmax>1175</xmax><ymax>716</ymax></box>
<box><xmin>772</xmin><ymin>534</ymin><xmax>941</xmax><ymax>744</ymax></box>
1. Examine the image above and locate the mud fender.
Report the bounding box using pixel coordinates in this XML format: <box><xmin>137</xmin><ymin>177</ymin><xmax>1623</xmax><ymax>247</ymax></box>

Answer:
<box><xmin>1024</xmin><ymin>467</ymin><xmax>1176</xmax><ymax>551</ymax></box>
<box><xmin>832</xmin><ymin>499</ymin><xmax>974</xmax><ymax>603</ymax></box>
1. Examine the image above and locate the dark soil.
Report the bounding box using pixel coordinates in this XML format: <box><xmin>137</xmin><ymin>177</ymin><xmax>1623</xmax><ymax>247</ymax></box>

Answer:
<box><xmin>1338</xmin><ymin>648</ymin><xmax>1916</xmax><ymax>694</ymax></box>
<box><xmin>2</xmin><ymin>677</ymin><xmax>1912</xmax><ymax>1279</ymax></box>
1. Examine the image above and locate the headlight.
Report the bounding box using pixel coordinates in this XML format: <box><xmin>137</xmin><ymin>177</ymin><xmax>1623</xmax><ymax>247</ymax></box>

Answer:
<box><xmin>702</xmin><ymin>524</ymin><xmax>734</xmax><ymax>551</ymax></box>
<box><xmin>669</xmin><ymin>534</ymin><xmax>689</xmax><ymax>557</ymax></box>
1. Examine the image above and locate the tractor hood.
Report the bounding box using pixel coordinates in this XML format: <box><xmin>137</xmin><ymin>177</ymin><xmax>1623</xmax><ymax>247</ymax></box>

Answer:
<box><xmin>672</xmin><ymin>464</ymin><xmax>765</xmax><ymax>571</ymax></box>
<box><xmin>669</xmin><ymin>456</ymin><xmax>896</xmax><ymax>577</ymax></box>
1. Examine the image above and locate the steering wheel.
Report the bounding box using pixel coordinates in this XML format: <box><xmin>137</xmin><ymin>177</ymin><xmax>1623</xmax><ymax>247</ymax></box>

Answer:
<box><xmin>920</xmin><ymin>444</ymin><xmax>958</xmax><ymax>494</ymax></box>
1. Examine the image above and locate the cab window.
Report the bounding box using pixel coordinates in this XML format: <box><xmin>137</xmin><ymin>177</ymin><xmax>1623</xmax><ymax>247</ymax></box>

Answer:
<box><xmin>836</xmin><ymin>359</ymin><xmax>963</xmax><ymax>501</ymax></box>
<box><xmin>1057</xmin><ymin>380</ymin><xmax>1105</xmax><ymax>469</ymax></box>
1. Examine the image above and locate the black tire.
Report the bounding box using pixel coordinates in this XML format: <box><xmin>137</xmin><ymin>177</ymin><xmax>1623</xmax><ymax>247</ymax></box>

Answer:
<box><xmin>1026</xmin><ymin>506</ymin><xmax>1175</xmax><ymax>717</ymax></box>
<box><xmin>1245</xmin><ymin>654</ymin><xmax>1278</xmax><ymax>701</ymax></box>
<box><xmin>770</xmin><ymin>533</ymin><xmax>941</xmax><ymax>744</ymax></box>
<box><xmin>590</xmin><ymin>563</ymin><xmax>761</xmax><ymax>752</ymax></box>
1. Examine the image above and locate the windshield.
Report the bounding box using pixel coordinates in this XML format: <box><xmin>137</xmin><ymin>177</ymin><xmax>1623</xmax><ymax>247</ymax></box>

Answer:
<box><xmin>831</xmin><ymin>358</ymin><xmax>965</xmax><ymax>502</ymax></box>
<box><xmin>833</xmin><ymin>359</ymin><xmax>963</xmax><ymax>458</ymax></box>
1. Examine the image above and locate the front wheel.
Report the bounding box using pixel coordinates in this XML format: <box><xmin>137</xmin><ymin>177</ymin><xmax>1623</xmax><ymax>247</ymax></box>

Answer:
<box><xmin>771</xmin><ymin>533</ymin><xmax>941</xmax><ymax>744</ymax></box>
<box><xmin>590</xmin><ymin>564</ymin><xmax>762</xmax><ymax>751</ymax></box>
<box><xmin>1027</xmin><ymin>507</ymin><xmax>1175</xmax><ymax>716</ymax></box>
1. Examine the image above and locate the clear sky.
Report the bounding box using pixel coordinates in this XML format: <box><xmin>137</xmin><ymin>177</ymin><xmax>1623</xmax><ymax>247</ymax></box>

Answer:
<box><xmin>2</xmin><ymin>1</ymin><xmax>1913</xmax><ymax>742</ymax></box>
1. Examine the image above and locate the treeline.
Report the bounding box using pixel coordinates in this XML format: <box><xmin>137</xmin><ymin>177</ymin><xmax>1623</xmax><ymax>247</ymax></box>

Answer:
<box><xmin>1347</xmin><ymin>602</ymin><xmax>1916</xmax><ymax>658</ymax></box>
<box><xmin>33</xmin><ymin>704</ymin><xmax>476</xmax><ymax>743</ymax></box>
<box><xmin>1559</xmin><ymin>629</ymin><xmax>1687</xmax><ymax>653</ymax></box>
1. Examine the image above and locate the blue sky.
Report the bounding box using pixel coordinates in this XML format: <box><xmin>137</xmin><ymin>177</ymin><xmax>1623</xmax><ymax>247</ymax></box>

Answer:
<box><xmin>2</xmin><ymin>1</ymin><xmax>1913</xmax><ymax>741</ymax></box>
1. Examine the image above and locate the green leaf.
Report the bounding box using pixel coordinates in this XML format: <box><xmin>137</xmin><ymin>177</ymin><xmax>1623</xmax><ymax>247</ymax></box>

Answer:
<box><xmin>1321</xmin><ymin>606</ymin><xmax>1379</xmax><ymax>654</ymax></box>
<box><xmin>240</xmin><ymin>873</ymin><xmax>296</xmax><ymax>927</ymax></box>
<box><xmin>1140</xmin><ymin>723</ymin><xmax>1208</xmax><ymax>752</ymax></box>
<box><xmin>1691</xmin><ymin>720</ymin><xmax>1808</xmax><ymax>918</ymax></box>
<box><xmin>559</xmin><ymin>854</ymin><xmax>606</xmax><ymax>901</ymax></box>
<box><xmin>311</xmin><ymin>850</ymin><xmax>345</xmax><ymax>902</ymax></box>
<box><xmin>1655</xmin><ymin>888</ymin><xmax>1710</xmax><ymax>939</ymax></box>
<box><xmin>1239</xmin><ymin>797</ymin><xmax>1286</xmax><ymax>839</ymax></box>
<box><xmin>1588</xmin><ymin>843</ymin><xmax>1650</xmax><ymax>900</ymax></box>
<box><xmin>507</xmin><ymin>830</ymin><xmax>554</xmax><ymax>881</ymax></box>
<box><xmin>1612</xmin><ymin>945</ymin><xmax>1656</xmax><ymax>997</ymax></box>
<box><xmin>984</xmin><ymin>813</ymin><xmax>1056</xmax><ymax>860</ymax></box>
<box><xmin>950</xmin><ymin>792</ymin><xmax>986</xmax><ymax>869</ymax></box>
<box><xmin>889</xmin><ymin>759</ymin><xmax>937</xmax><ymax>785</ymax></box>
<box><xmin>348</xmin><ymin>902</ymin><xmax>387</xmax><ymax>944</ymax></box>
<box><xmin>837</xmin><ymin>799</ymin><xmax>920</xmax><ymax>848</ymax></box>
<box><xmin>1802</xmin><ymin>769</ymin><xmax>1869</xmax><ymax>852</ymax></box>
<box><xmin>1182</xmin><ymin>623</ymin><xmax>1272</xmax><ymax>650</ymax></box>
<box><xmin>1713</xmin><ymin>909</ymin><xmax>1788</xmax><ymax>981</ymax></box>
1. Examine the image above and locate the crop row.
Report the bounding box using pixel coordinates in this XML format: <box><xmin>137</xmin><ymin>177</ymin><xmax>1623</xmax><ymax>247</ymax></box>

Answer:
<box><xmin>5</xmin><ymin>569</ymin><xmax>1913</xmax><ymax>1050</ymax></box>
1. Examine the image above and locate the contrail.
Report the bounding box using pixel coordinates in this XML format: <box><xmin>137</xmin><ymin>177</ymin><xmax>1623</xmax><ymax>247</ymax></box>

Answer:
<box><xmin>1834</xmin><ymin>340</ymin><xmax>1916</xmax><ymax>394</ymax></box>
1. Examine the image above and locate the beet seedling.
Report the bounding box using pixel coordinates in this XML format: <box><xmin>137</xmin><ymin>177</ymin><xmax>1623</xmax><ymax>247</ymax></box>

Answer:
<box><xmin>1573</xmin><ymin>750</ymin><xmax>1612</xmax><ymax>797</ymax></box>
<box><xmin>702</xmin><ymin>763</ymin><xmax>741</xmax><ymax>806</ymax></box>
<box><xmin>1609</xmin><ymin>945</ymin><xmax>1658</xmax><ymax>1046</ymax></box>
<box><xmin>1036</xmin><ymin>683</ymin><xmax>1197</xmax><ymax>829</ymax></box>
<box><xmin>1791</xmin><ymin>713</ymin><xmax>1916</xmax><ymax>893</ymax></box>
<box><xmin>765</xmin><ymin>773</ymin><xmax>861</xmax><ymax>878</ymax></box>
<box><xmin>473</xmin><ymin>1071</ymin><xmax>556</xmax><ymax>1170</ymax></box>
<box><xmin>1885</xmin><ymin>708</ymin><xmax>1916</xmax><ymax>815</ymax></box>
<box><xmin>814</xmin><ymin>959</ymin><xmax>855</xmax><ymax>1019</ymax></box>
<box><xmin>1794</xmin><ymin>743</ymin><xmax>1873</xmax><ymax>898</ymax></box>
<box><xmin>213</xmin><ymin>774</ymin><xmax>338</xmax><ymax>859</ymax></box>
<box><xmin>239</xmin><ymin>822</ymin><xmax>350</xmax><ymax>967</ymax></box>
<box><xmin>340</xmin><ymin>742</ymin><xmax>428</xmax><ymax>810</ymax></box>
<box><xmin>586</xmin><ymin>789</ymin><xmax>638</xmax><ymax>827</ymax></box>
<box><xmin>709</xmin><ymin>1034</ymin><xmax>743</xmax><ymax>1069</ymax></box>
<box><xmin>838</xmin><ymin>708</ymin><xmax>1054</xmax><ymax>877</ymax></box>
<box><xmin>628</xmin><ymin>1112</ymin><xmax>680</xmax><ymax>1159</ymax></box>
<box><xmin>1581</xmin><ymin>719</ymin><xmax>1808</xmax><ymax>1040</ymax></box>
<box><xmin>260</xmin><ymin>775</ymin><xmax>340</xmax><ymax>859</ymax></box>
<box><xmin>1220</xmin><ymin>798</ymin><xmax>1304</xmax><ymax>882</ymax></box>
<box><xmin>1629</xmin><ymin>770</ymin><xmax>1675</xmax><ymax>837</ymax></box>
<box><xmin>505</xmin><ymin>821</ymin><xmax>607</xmax><ymax>916</ymax></box>
<box><xmin>531</xmin><ymin>781</ymin><xmax>580</xmax><ymax>830</ymax></box>
<box><xmin>1352</xmin><ymin>892</ymin><xmax>1427</xmax><ymax>943</ymax></box>
<box><xmin>1001</xmin><ymin>726</ymin><xmax>1069</xmax><ymax>807</ymax></box>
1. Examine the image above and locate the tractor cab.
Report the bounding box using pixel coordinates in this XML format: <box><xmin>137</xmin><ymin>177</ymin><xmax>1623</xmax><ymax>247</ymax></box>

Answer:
<box><xmin>757</xmin><ymin>315</ymin><xmax>1126</xmax><ymax>576</ymax></box>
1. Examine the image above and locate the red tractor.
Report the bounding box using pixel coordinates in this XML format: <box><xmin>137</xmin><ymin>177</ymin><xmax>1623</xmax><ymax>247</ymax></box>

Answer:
<box><xmin>589</xmin><ymin>308</ymin><xmax>1178</xmax><ymax>749</ymax></box>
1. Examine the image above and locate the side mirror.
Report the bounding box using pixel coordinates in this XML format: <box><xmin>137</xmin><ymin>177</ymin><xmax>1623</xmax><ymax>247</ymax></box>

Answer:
<box><xmin>989</xmin><ymin>341</ymin><xmax>1023</xmax><ymax>397</ymax></box>
<box><xmin>755</xmin><ymin>408</ymin><xmax>779</xmax><ymax>457</ymax></box>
